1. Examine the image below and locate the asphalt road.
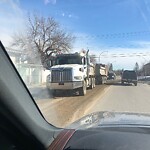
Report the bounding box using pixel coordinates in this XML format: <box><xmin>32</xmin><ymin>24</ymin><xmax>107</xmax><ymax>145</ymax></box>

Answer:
<box><xmin>88</xmin><ymin>82</ymin><xmax>150</xmax><ymax>114</ymax></box>
<box><xmin>35</xmin><ymin>81</ymin><xmax>150</xmax><ymax>128</ymax></box>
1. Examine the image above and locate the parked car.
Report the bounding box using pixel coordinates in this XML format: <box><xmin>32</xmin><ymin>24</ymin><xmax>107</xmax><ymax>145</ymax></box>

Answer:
<box><xmin>121</xmin><ymin>70</ymin><xmax>137</xmax><ymax>86</ymax></box>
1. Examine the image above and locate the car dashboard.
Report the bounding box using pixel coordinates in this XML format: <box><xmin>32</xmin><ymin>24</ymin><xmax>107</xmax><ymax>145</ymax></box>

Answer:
<box><xmin>49</xmin><ymin>126</ymin><xmax>150</xmax><ymax>150</ymax></box>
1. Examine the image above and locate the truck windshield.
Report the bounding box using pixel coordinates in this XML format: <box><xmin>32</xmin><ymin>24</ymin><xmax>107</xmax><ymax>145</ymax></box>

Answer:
<box><xmin>55</xmin><ymin>56</ymin><xmax>82</xmax><ymax>65</ymax></box>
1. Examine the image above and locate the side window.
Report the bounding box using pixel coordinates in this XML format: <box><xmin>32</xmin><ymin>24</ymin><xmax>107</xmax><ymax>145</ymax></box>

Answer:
<box><xmin>83</xmin><ymin>57</ymin><xmax>86</xmax><ymax>65</ymax></box>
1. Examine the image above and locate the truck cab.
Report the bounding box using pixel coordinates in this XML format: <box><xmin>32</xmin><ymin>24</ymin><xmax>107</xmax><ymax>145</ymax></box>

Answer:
<box><xmin>46</xmin><ymin>52</ymin><xmax>95</xmax><ymax>96</ymax></box>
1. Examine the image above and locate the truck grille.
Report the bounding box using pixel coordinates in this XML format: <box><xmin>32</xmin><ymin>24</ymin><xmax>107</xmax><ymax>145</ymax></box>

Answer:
<box><xmin>51</xmin><ymin>69</ymin><xmax>72</xmax><ymax>82</ymax></box>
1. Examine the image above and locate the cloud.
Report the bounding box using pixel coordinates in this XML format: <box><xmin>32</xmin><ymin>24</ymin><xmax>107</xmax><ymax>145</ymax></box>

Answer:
<box><xmin>68</xmin><ymin>14</ymin><xmax>79</xmax><ymax>19</ymax></box>
<box><xmin>131</xmin><ymin>40</ymin><xmax>150</xmax><ymax>48</ymax></box>
<box><xmin>44</xmin><ymin>0</ymin><xmax>56</xmax><ymax>5</ymax></box>
<box><xmin>134</xmin><ymin>0</ymin><xmax>150</xmax><ymax>30</ymax></box>
<box><xmin>0</xmin><ymin>0</ymin><xmax>25</xmax><ymax>46</ymax></box>
<box><xmin>73</xmin><ymin>32</ymin><xmax>111</xmax><ymax>52</ymax></box>
<box><xmin>61</xmin><ymin>13</ymin><xmax>65</xmax><ymax>17</ymax></box>
<box><xmin>97</xmin><ymin>46</ymin><xmax>150</xmax><ymax>69</ymax></box>
<box><xmin>73</xmin><ymin>33</ymin><xmax>150</xmax><ymax>69</ymax></box>
<box><xmin>68</xmin><ymin>14</ymin><xmax>72</xmax><ymax>18</ymax></box>
<box><xmin>60</xmin><ymin>11</ymin><xmax>79</xmax><ymax>19</ymax></box>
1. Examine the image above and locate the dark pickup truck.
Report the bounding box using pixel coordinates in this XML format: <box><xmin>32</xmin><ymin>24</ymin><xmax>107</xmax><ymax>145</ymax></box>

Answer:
<box><xmin>121</xmin><ymin>70</ymin><xmax>138</xmax><ymax>86</ymax></box>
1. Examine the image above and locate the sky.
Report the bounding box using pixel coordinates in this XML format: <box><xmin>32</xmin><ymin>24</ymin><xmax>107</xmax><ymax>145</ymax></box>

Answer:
<box><xmin>1</xmin><ymin>0</ymin><xmax>150</xmax><ymax>69</ymax></box>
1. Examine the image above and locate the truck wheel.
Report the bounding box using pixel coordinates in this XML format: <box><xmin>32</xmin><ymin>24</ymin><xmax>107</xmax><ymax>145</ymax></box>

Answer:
<box><xmin>96</xmin><ymin>76</ymin><xmax>101</xmax><ymax>85</ymax></box>
<box><xmin>79</xmin><ymin>80</ymin><xmax>87</xmax><ymax>96</ymax></box>
<box><xmin>104</xmin><ymin>77</ymin><xmax>106</xmax><ymax>84</ymax></box>
<box><xmin>105</xmin><ymin>77</ymin><xmax>107</xmax><ymax>84</ymax></box>
<box><xmin>101</xmin><ymin>77</ymin><xmax>104</xmax><ymax>84</ymax></box>
<box><xmin>89</xmin><ymin>77</ymin><xmax>93</xmax><ymax>89</ymax></box>
<box><xmin>93</xmin><ymin>78</ymin><xmax>95</xmax><ymax>88</ymax></box>
<box><xmin>134</xmin><ymin>82</ymin><xmax>137</xmax><ymax>86</ymax></box>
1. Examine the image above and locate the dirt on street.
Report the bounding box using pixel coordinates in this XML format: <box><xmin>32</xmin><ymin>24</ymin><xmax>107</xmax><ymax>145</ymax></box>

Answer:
<box><xmin>36</xmin><ymin>84</ymin><xmax>110</xmax><ymax>128</ymax></box>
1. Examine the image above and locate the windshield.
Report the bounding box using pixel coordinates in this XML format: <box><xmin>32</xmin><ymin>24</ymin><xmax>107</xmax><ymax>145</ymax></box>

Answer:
<box><xmin>2</xmin><ymin>0</ymin><xmax>150</xmax><ymax>128</ymax></box>
<box><xmin>122</xmin><ymin>71</ymin><xmax>137</xmax><ymax>79</ymax></box>
<box><xmin>55</xmin><ymin>56</ymin><xmax>82</xmax><ymax>65</ymax></box>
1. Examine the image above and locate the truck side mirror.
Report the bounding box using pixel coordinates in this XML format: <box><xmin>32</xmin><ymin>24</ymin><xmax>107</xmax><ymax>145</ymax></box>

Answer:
<box><xmin>82</xmin><ymin>57</ymin><xmax>86</xmax><ymax>65</ymax></box>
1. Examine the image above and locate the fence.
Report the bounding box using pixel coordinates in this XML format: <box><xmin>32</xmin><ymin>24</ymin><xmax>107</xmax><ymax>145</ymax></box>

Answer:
<box><xmin>15</xmin><ymin>63</ymin><xmax>50</xmax><ymax>86</ymax></box>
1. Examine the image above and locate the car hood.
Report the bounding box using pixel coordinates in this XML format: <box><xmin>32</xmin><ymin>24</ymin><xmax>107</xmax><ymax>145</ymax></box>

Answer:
<box><xmin>67</xmin><ymin>111</ymin><xmax>150</xmax><ymax>129</ymax></box>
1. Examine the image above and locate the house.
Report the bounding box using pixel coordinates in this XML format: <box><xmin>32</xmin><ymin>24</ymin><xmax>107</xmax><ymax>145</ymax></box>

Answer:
<box><xmin>6</xmin><ymin>47</ymin><xmax>22</xmax><ymax>64</ymax></box>
<box><xmin>143</xmin><ymin>62</ymin><xmax>150</xmax><ymax>76</ymax></box>
<box><xmin>6</xmin><ymin>47</ymin><xmax>50</xmax><ymax>86</ymax></box>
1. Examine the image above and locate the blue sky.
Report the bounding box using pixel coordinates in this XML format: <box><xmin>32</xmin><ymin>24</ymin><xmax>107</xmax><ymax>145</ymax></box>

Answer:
<box><xmin>1</xmin><ymin>0</ymin><xmax>150</xmax><ymax>69</ymax></box>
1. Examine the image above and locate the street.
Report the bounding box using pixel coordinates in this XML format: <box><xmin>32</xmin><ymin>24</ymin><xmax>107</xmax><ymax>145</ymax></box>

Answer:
<box><xmin>88</xmin><ymin>82</ymin><xmax>150</xmax><ymax>114</ymax></box>
<box><xmin>35</xmin><ymin>81</ymin><xmax>150</xmax><ymax>128</ymax></box>
<box><xmin>35</xmin><ymin>84</ymin><xmax>109</xmax><ymax>127</ymax></box>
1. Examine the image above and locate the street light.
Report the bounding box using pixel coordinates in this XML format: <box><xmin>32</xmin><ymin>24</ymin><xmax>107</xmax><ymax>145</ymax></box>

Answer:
<box><xmin>99</xmin><ymin>51</ymin><xmax>108</xmax><ymax>63</ymax></box>
<box><xmin>139</xmin><ymin>55</ymin><xmax>148</xmax><ymax>63</ymax></box>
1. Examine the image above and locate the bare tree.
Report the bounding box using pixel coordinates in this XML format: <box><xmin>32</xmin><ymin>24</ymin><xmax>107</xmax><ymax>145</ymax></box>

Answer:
<box><xmin>109</xmin><ymin>63</ymin><xmax>113</xmax><ymax>71</ymax></box>
<box><xmin>12</xmin><ymin>14</ymin><xmax>75</xmax><ymax>67</ymax></box>
<box><xmin>134</xmin><ymin>62</ymin><xmax>139</xmax><ymax>72</ymax></box>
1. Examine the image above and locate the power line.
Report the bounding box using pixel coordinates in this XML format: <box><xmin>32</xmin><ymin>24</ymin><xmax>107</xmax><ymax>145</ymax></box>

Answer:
<box><xmin>91</xmin><ymin>52</ymin><xmax>150</xmax><ymax>58</ymax></box>
<box><xmin>76</xmin><ymin>30</ymin><xmax>150</xmax><ymax>40</ymax></box>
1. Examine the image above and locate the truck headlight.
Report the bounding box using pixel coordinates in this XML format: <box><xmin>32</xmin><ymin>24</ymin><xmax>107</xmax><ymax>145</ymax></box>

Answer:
<box><xmin>79</xmin><ymin>68</ymin><xmax>84</xmax><ymax>72</ymax></box>
<box><xmin>74</xmin><ymin>76</ymin><xmax>82</xmax><ymax>80</ymax></box>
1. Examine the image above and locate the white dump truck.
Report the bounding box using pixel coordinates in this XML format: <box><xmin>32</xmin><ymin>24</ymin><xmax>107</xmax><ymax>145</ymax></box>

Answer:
<box><xmin>95</xmin><ymin>64</ymin><xmax>108</xmax><ymax>85</ymax></box>
<box><xmin>46</xmin><ymin>50</ymin><xmax>108</xmax><ymax>96</ymax></box>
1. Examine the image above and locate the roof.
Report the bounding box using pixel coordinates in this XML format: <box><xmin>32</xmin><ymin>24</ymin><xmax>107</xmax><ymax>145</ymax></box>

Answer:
<box><xmin>144</xmin><ymin>62</ymin><xmax>150</xmax><ymax>67</ymax></box>
<box><xmin>6</xmin><ymin>47</ymin><xmax>27</xmax><ymax>57</ymax></box>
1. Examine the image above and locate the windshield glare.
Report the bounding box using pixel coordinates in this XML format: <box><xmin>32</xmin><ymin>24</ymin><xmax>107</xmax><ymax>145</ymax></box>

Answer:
<box><xmin>2</xmin><ymin>0</ymin><xmax>150</xmax><ymax>128</ymax></box>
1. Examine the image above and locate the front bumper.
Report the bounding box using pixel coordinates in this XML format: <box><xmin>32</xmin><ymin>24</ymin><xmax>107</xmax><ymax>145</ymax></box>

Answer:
<box><xmin>46</xmin><ymin>81</ymin><xmax>83</xmax><ymax>90</ymax></box>
<box><xmin>122</xmin><ymin>79</ymin><xmax>137</xmax><ymax>83</ymax></box>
